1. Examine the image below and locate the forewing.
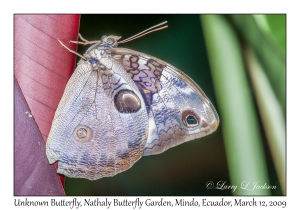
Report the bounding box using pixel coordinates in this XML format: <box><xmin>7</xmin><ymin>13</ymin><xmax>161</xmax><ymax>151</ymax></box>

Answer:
<box><xmin>109</xmin><ymin>48</ymin><xmax>219</xmax><ymax>156</ymax></box>
<box><xmin>46</xmin><ymin>54</ymin><xmax>148</xmax><ymax>180</ymax></box>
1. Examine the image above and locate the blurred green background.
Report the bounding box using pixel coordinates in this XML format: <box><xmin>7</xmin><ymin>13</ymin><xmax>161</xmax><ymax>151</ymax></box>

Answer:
<box><xmin>65</xmin><ymin>14</ymin><xmax>285</xmax><ymax>196</ymax></box>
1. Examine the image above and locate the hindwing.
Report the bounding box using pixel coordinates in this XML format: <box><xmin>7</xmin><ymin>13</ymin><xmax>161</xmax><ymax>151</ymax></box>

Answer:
<box><xmin>108</xmin><ymin>48</ymin><xmax>219</xmax><ymax>156</ymax></box>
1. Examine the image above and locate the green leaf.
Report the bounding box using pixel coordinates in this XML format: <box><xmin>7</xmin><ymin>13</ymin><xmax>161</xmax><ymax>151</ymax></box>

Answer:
<box><xmin>201</xmin><ymin>14</ymin><xmax>270</xmax><ymax>195</ymax></box>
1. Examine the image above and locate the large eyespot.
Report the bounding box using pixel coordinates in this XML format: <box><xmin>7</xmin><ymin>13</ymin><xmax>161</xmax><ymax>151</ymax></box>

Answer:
<box><xmin>114</xmin><ymin>89</ymin><xmax>141</xmax><ymax>113</ymax></box>
<box><xmin>73</xmin><ymin>125</ymin><xmax>93</xmax><ymax>143</ymax></box>
<box><xmin>182</xmin><ymin>110</ymin><xmax>200</xmax><ymax>128</ymax></box>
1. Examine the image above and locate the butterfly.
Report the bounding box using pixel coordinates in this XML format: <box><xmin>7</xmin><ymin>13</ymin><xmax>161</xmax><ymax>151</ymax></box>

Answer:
<box><xmin>46</xmin><ymin>21</ymin><xmax>219</xmax><ymax>180</ymax></box>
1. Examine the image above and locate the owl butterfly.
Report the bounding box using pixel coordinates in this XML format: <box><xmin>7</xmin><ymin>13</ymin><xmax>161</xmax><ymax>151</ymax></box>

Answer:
<box><xmin>46</xmin><ymin>21</ymin><xmax>219</xmax><ymax>180</ymax></box>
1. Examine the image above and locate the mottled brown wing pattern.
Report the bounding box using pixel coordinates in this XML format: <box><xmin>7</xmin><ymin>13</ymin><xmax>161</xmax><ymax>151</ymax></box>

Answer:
<box><xmin>108</xmin><ymin>48</ymin><xmax>219</xmax><ymax>156</ymax></box>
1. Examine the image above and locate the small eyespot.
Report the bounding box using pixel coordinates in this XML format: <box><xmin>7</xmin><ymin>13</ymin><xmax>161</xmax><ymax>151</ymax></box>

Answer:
<box><xmin>76</xmin><ymin>128</ymin><xmax>87</xmax><ymax>139</ymax></box>
<box><xmin>182</xmin><ymin>110</ymin><xmax>200</xmax><ymax>127</ymax></box>
<box><xmin>73</xmin><ymin>125</ymin><xmax>93</xmax><ymax>142</ymax></box>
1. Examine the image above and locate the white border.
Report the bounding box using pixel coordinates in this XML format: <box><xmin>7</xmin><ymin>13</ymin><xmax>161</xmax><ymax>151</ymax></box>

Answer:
<box><xmin>4</xmin><ymin>0</ymin><xmax>299</xmax><ymax>208</ymax></box>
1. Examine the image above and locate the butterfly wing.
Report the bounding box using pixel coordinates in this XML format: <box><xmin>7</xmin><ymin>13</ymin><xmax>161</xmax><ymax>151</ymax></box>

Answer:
<box><xmin>108</xmin><ymin>48</ymin><xmax>219</xmax><ymax>156</ymax></box>
<box><xmin>46</xmin><ymin>50</ymin><xmax>148</xmax><ymax>180</ymax></box>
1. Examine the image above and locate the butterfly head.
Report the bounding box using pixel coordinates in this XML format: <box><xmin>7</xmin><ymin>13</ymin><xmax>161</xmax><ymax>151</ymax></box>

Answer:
<box><xmin>101</xmin><ymin>35</ymin><xmax>121</xmax><ymax>48</ymax></box>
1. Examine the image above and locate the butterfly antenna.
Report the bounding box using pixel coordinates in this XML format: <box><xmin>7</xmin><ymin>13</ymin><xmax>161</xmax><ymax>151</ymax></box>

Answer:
<box><xmin>118</xmin><ymin>21</ymin><xmax>168</xmax><ymax>44</ymax></box>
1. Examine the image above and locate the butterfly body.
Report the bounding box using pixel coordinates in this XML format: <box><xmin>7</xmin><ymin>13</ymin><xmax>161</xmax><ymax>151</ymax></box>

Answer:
<box><xmin>46</xmin><ymin>34</ymin><xmax>219</xmax><ymax>180</ymax></box>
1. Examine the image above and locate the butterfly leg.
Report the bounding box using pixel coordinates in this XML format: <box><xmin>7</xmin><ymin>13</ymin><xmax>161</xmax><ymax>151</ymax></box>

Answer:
<box><xmin>57</xmin><ymin>38</ymin><xmax>87</xmax><ymax>60</ymax></box>
<box><xmin>78</xmin><ymin>33</ymin><xmax>89</xmax><ymax>42</ymax></box>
